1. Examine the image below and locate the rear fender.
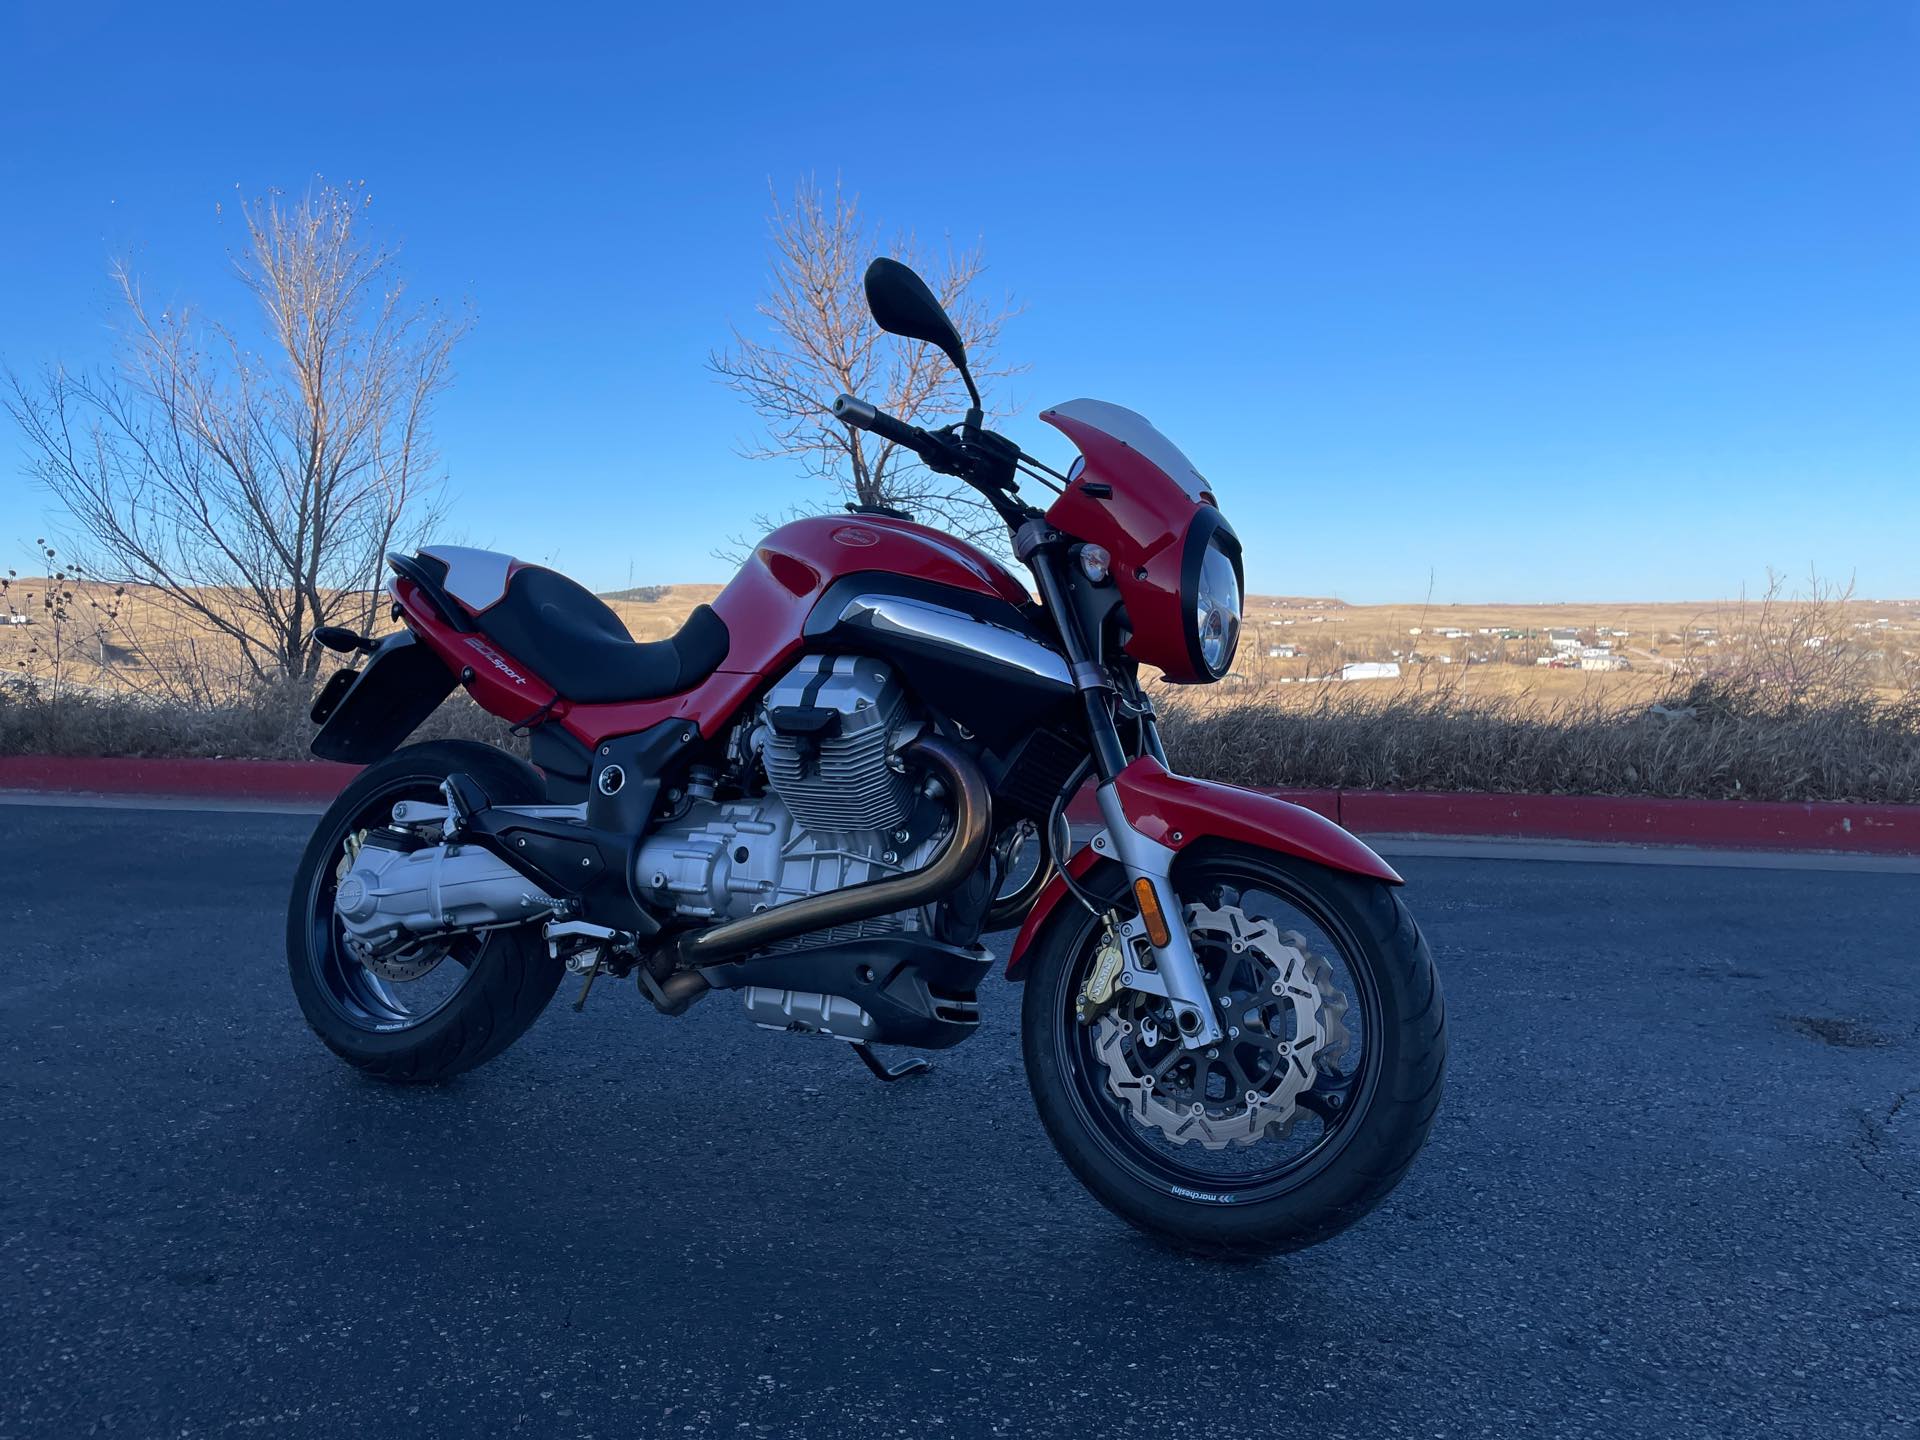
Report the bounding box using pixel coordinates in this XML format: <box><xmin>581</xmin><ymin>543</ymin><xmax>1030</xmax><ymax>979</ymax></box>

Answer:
<box><xmin>309</xmin><ymin>630</ymin><xmax>457</xmax><ymax>764</ymax></box>
<box><xmin>1004</xmin><ymin>756</ymin><xmax>1401</xmax><ymax>978</ymax></box>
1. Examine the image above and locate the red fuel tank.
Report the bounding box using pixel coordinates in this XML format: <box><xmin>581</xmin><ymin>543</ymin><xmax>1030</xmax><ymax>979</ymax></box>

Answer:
<box><xmin>555</xmin><ymin>515</ymin><xmax>1031</xmax><ymax>748</ymax></box>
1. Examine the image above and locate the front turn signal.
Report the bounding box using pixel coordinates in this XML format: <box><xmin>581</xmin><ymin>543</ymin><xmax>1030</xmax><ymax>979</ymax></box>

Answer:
<box><xmin>1132</xmin><ymin>877</ymin><xmax>1173</xmax><ymax>948</ymax></box>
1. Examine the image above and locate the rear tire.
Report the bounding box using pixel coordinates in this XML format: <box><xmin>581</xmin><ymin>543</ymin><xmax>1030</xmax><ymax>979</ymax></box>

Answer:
<box><xmin>286</xmin><ymin>740</ymin><xmax>565</xmax><ymax>1084</ymax></box>
<box><xmin>1020</xmin><ymin>847</ymin><xmax>1445</xmax><ymax>1258</ymax></box>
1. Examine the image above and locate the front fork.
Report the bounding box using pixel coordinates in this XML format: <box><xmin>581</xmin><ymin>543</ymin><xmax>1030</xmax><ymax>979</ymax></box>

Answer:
<box><xmin>1023</xmin><ymin>530</ymin><xmax>1221</xmax><ymax>1050</ymax></box>
<box><xmin>1091</xmin><ymin>782</ymin><xmax>1224</xmax><ymax>1048</ymax></box>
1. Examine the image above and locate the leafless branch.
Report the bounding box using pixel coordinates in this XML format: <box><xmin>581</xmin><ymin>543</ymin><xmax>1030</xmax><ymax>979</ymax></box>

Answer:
<box><xmin>709</xmin><ymin>176</ymin><xmax>1023</xmax><ymax>553</ymax></box>
<box><xmin>4</xmin><ymin>180</ymin><xmax>463</xmax><ymax>681</ymax></box>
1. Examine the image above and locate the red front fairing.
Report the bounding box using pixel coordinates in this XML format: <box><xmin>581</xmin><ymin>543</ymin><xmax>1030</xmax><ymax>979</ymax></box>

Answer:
<box><xmin>1040</xmin><ymin>401</ymin><xmax>1229</xmax><ymax>685</ymax></box>
<box><xmin>394</xmin><ymin>515</ymin><xmax>1029</xmax><ymax>750</ymax></box>
<box><xmin>1004</xmin><ymin>757</ymin><xmax>1403</xmax><ymax>978</ymax></box>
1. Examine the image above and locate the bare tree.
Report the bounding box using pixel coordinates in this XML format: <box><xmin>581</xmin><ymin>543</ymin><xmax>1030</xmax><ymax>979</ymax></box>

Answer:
<box><xmin>4</xmin><ymin>181</ymin><xmax>464</xmax><ymax>684</ymax></box>
<box><xmin>709</xmin><ymin>177</ymin><xmax>1020</xmax><ymax>546</ymax></box>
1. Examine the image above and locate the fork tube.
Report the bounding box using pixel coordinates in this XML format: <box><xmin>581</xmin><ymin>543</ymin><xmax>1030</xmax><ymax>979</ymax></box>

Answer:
<box><xmin>1027</xmin><ymin>548</ymin><xmax>1127</xmax><ymax>781</ymax></box>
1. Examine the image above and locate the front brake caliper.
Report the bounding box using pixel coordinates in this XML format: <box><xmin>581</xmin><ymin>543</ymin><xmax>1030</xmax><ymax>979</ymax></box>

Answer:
<box><xmin>1076</xmin><ymin>920</ymin><xmax>1128</xmax><ymax>1025</ymax></box>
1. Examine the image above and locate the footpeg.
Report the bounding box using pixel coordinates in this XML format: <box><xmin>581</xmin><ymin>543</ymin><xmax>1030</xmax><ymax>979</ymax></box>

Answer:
<box><xmin>851</xmin><ymin>1043</ymin><xmax>932</xmax><ymax>1082</ymax></box>
<box><xmin>437</xmin><ymin>772</ymin><xmax>491</xmax><ymax>838</ymax></box>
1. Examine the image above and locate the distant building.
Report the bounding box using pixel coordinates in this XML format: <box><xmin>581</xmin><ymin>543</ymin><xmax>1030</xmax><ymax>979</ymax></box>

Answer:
<box><xmin>1548</xmin><ymin>628</ymin><xmax>1582</xmax><ymax>651</ymax></box>
<box><xmin>1339</xmin><ymin>661</ymin><xmax>1401</xmax><ymax>681</ymax></box>
<box><xmin>1579</xmin><ymin>649</ymin><xmax>1629</xmax><ymax>672</ymax></box>
<box><xmin>1266</xmin><ymin>644</ymin><xmax>1300</xmax><ymax>658</ymax></box>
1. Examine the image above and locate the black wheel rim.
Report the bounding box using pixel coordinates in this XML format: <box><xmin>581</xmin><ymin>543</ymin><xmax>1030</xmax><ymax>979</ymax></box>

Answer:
<box><xmin>303</xmin><ymin>776</ymin><xmax>490</xmax><ymax>1033</ymax></box>
<box><xmin>1051</xmin><ymin>854</ymin><xmax>1385</xmax><ymax>1204</ymax></box>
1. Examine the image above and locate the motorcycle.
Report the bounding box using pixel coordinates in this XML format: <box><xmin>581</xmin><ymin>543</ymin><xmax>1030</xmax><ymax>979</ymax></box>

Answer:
<box><xmin>289</xmin><ymin>258</ymin><xmax>1445</xmax><ymax>1256</ymax></box>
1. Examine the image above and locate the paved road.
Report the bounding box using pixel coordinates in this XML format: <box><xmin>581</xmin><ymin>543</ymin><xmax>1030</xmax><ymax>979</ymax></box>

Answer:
<box><xmin>2</xmin><ymin>804</ymin><xmax>1916</xmax><ymax>1439</ymax></box>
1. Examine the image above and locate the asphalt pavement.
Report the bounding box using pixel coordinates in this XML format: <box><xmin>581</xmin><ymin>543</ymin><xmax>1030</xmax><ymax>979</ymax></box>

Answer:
<box><xmin>2</xmin><ymin>803</ymin><xmax>1916</xmax><ymax>1439</ymax></box>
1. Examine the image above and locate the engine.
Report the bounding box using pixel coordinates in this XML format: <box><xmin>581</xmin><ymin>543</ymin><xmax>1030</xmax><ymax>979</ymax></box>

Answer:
<box><xmin>632</xmin><ymin>656</ymin><xmax>944</xmax><ymax>942</ymax></box>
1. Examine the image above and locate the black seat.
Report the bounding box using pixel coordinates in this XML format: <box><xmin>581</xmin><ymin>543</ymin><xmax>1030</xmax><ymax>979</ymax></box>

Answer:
<box><xmin>472</xmin><ymin>565</ymin><xmax>729</xmax><ymax>704</ymax></box>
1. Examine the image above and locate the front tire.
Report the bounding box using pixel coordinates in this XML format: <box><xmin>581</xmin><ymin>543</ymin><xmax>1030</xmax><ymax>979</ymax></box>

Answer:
<box><xmin>1021</xmin><ymin>846</ymin><xmax>1445</xmax><ymax>1258</ymax></box>
<box><xmin>286</xmin><ymin>740</ymin><xmax>565</xmax><ymax>1084</ymax></box>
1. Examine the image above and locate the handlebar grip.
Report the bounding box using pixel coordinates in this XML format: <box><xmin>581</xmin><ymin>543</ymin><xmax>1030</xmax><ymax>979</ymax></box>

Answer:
<box><xmin>832</xmin><ymin>393</ymin><xmax>929</xmax><ymax>452</ymax></box>
<box><xmin>831</xmin><ymin>393</ymin><xmax>876</xmax><ymax>426</ymax></box>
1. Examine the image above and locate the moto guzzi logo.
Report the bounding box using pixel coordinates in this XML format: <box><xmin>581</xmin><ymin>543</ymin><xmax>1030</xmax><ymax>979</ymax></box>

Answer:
<box><xmin>465</xmin><ymin>638</ymin><xmax>527</xmax><ymax>685</ymax></box>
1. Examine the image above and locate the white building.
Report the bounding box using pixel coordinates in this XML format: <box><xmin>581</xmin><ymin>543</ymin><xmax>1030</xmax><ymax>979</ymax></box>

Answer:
<box><xmin>1339</xmin><ymin>661</ymin><xmax>1402</xmax><ymax>681</ymax></box>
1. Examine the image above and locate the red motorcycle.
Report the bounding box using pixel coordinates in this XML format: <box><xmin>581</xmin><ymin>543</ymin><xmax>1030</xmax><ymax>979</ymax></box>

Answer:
<box><xmin>290</xmin><ymin>259</ymin><xmax>1445</xmax><ymax>1256</ymax></box>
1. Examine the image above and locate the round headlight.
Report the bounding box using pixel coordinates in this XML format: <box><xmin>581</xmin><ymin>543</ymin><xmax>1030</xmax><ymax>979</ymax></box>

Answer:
<box><xmin>1194</xmin><ymin>539</ymin><xmax>1241</xmax><ymax>676</ymax></box>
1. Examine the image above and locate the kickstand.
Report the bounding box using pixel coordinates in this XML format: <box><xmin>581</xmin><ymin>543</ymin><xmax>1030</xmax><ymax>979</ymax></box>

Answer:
<box><xmin>851</xmin><ymin>1043</ymin><xmax>932</xmax><ymax>1083</ymax></box>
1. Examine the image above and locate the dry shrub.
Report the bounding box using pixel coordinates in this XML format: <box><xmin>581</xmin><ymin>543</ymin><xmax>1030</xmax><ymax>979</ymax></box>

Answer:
<box><xmin>3</xmin><ymin>563</ymin><xmax>1912</xmax><ymax>803</ymax></box>
<box><xmin>0</xmin><ymin>673</ymin><xmax>521</xmax><ymax>761</ymax></box>
<box><xmin>1160</xmin><ymin>572</ymin><xmax>1919</xmax><ymax>805</ymax></box>
<box><xmin>1160</xmin><ymin>676</ymin><xmax>1920</xmax><ymax>805</ymax></box>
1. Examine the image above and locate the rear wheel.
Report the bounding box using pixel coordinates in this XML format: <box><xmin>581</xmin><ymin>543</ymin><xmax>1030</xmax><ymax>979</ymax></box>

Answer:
<box><xmin>1021</xmin><ymin>847</ymin><xmax>1445</xmax><ymax>1257</ymax></box>
<box><xmin>286</xmin><ymin>740</ymin><xmax>564</xmax><ymax>1084</ymax></box>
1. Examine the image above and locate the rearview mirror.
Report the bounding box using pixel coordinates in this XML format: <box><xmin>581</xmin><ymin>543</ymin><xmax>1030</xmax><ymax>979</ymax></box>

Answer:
<box><xmin>864</xmin><ymin>258</ymin><xmax>980</xmax><ymax>409</ymax></box>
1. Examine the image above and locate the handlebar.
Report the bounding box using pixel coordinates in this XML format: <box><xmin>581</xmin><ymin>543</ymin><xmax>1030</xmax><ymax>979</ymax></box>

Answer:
<box><xmin>831</xmin><ymin>394</ymin><xmax>930</xmax><ymax>453</ymax></box>
<box><xmin>831</xmin><ymin>392</ymin><xmax>1039</xmax><ymax>528</ymax></box>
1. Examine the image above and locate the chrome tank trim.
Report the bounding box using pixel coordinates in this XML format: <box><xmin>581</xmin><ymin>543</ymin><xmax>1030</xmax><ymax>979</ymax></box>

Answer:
<box><xmin>836</xmin><ymin>594</ymin><xmax>1072</xmax><ymax>690</ymax></box>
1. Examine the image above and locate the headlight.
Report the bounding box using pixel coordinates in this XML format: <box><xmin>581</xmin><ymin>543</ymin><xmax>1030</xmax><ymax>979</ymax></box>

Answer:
<box><xmin>1194</xmin><ymin>538</ymin><xmax>1241</xmax><ymax>677</ymax></box>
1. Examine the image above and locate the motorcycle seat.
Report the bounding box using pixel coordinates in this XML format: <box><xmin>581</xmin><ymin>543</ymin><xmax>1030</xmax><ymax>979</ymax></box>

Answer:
<box><xmin>462</xmin><ymin>562</ymin><xmax>730</xmax><ymax>704</ymax></box>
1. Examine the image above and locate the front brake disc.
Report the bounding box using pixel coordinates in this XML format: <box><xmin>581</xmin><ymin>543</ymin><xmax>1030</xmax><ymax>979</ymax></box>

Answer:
<box><xmin>1091</xmin><ymin>901</ymin><xmax>1349</xmax><ymax>1148</ymax></box>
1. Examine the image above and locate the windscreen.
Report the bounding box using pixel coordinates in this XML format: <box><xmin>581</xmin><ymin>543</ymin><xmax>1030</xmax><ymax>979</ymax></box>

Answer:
<box><xmin>1042</xmin><ymin>398</ymin><xmax>1210</xmax><ymax>501</ymax></box>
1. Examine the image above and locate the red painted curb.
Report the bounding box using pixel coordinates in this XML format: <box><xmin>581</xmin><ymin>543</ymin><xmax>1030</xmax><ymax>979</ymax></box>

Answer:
<box><xmin>3</xmin><ymin>756</ymin><xmax>1915</xmax><ymax>854</ymax></box>
<box><xmin>1067</xmin><ymin>780</ymin><xmax>1914</xmax><ymax>854</ymax></box>
<box><xmin>0</xmin><ymin>755</ymin><xmax>361</xmax><ymax>802</ymax></box>
<box><xmin>1340</xmin><ymin>789</ymin><xmax>1919</xmax><ymax>855</ymax></box>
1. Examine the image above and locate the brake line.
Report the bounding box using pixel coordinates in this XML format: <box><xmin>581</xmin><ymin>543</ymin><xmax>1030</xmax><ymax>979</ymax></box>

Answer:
<box><xmin>1047</xmin><ymin>754</ymin><xmax>1126</xmax><ymax>919</ymax></box>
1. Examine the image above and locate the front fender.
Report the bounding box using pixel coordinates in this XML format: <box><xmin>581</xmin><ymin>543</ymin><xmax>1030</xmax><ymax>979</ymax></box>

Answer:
<box><xmin>1004</xmin><ymin>757</ymin><xmax>1401</xmax><ymax>979</ymax></box>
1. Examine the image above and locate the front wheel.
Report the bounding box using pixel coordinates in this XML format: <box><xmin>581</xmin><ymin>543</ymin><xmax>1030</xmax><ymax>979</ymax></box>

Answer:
<box><xmin>1021</xmin><ymin>846</ymin><xmax>1445</xmax><ymax>1258</ymax></box>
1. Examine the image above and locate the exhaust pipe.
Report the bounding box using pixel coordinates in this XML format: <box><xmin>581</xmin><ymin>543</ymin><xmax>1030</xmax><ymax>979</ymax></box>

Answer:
<box><xmin>669</xmin><ymin>735</ymin><xmax>992</xmax><ymax>972</ymax></box>
<box><xmin>985</xmin><ymin>854</ymin><xmax>1055</xmax><ymax>932</ymax></box>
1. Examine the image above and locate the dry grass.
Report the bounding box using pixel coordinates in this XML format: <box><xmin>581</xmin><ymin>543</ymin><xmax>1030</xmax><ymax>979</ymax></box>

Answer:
<box><xmin>0</xmin><ymin>676</ymin><xmax>522</xmax><ymax>761</ymax></box>
<box><xmin>1160</xmin><ymin>680</ymin><xmax>1920</xmax><ymax>805</ymax></box>
<box><xmin>3</xmin><ymin>565</ymin><xmax>1913</xmax><ymax>804</ymax></box>
<box><xmin>1158</xmin><ymin>573</ymin><xmax>1920</xmax><ymax>804</ymax></box>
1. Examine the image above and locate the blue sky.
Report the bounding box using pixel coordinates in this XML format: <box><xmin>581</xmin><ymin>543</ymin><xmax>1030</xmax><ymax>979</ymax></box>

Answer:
<box><xmin>2</xmin><ymin>0</ymin><xmax>1914</xmax><ymax>603</ymax></box>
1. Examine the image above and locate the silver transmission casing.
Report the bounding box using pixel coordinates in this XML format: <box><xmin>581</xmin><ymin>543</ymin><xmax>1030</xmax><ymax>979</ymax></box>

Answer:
<box><xmin>334</xmin><ymin>839</ymin><xmax>561</xmax><ymax>955</ymax></box>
